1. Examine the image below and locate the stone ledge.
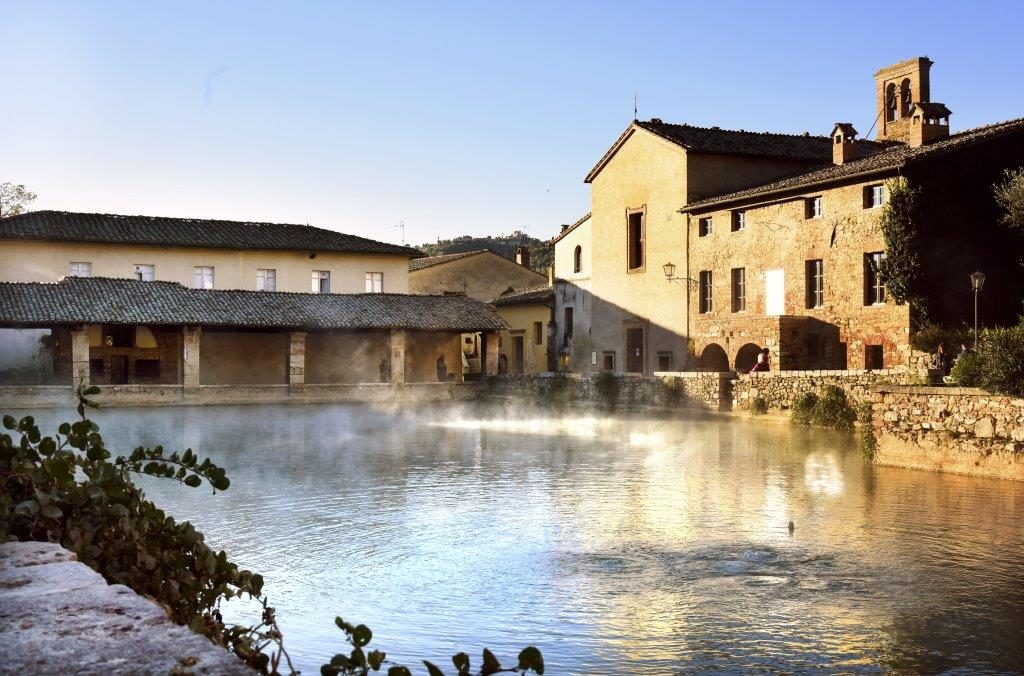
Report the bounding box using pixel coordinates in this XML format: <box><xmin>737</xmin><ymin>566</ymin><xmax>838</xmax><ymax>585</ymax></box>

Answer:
<box><xmin>875</xmin><ymin>385</ymin><xmax>988</xmax><ymax>395</ymax></box>
<box><xmin>0</xmin><ymin>541</ymin><xmax>252</xmax><ymax>675</ymax></box>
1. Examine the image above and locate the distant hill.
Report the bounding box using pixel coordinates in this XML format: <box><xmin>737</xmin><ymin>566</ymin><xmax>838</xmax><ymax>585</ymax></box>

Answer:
<box><xmin>416</xmin><ymin>231</ymin><xmax>552</xmax><ymax>274</ymax></box>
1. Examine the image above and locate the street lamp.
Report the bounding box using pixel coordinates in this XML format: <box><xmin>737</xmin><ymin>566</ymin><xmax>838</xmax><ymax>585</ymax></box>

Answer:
<box><xmin>663</xmin><ymin>261</ymin><xmax>698</xmax><ymax>291</ymax></box>
<box><xmin>970</xmin><ymin>270</ymin><xmax>986</xmax><ymax>349</ymax></box>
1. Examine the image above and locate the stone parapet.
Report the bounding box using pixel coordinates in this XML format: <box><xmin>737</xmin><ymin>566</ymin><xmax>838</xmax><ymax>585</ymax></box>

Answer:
<box><xmin>490</xmin><ymin>372</ymin><xmax>736</xmax><ymax>411</ymax></box>
<box><xmin>733</xmin><ymin>368</ymin><xmax>921</xmax><ymax>411</ymax></box>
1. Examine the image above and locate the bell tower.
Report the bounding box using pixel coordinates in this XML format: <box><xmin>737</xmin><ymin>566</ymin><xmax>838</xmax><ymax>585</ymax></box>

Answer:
<box><xmin>875</xmin><ymin>57</ymin><xmax>933</xmax><ymax>142</ymax></box>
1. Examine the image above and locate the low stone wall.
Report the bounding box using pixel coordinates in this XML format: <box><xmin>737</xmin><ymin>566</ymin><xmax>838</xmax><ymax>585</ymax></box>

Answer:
<box><xmin>0</xmin><ymin>541</ymin><xmax>251</xmax><ymax>675</ymax></box>
<box><xmin>873</xmin><ymin>385</ymin><xmax>1024</xmax><ymax>481</ymax></box>
<box><xmin>490</xmin><ymin>372</ymin><xmax>736</xmax><ymax>411</ymax></box>
<box><xmin>733</xmin><ymin>369</ymin><xmax>923</xmax><ymax>411</ymax></box>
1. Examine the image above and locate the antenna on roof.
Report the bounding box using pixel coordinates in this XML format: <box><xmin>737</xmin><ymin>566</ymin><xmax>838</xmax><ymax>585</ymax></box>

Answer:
<box><xmin>633</xmin><ymin>91</ymin><xmax>639</xmax><ymax>121</ymax></box>
<box><xmin>392</xmin><ymin>220</ymin><xmax>405</xmax><ymax>245</ymax></box>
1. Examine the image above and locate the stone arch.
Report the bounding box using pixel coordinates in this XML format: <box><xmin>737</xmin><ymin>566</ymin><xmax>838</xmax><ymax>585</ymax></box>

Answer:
<box><xmin>900</xmin><ymin>78</ymin><xmax>913</xmax><ymax>117</ymax></box>
<box><xmin>699</xmin><ymin>343</ymin><xmax>729</xmax><ymax>372</ymax></box>
<box><xmin>735</xmin><ymin>343</ymin><xmax>762</xmax><ymax>372</ymax></box>
<box><xmin>885</xmin><ymin>83</ymin><xmax>898</xmax><ymax>121</ymax></box>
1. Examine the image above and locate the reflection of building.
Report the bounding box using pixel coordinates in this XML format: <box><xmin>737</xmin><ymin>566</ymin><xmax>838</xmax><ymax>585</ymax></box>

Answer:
<box><xmin>490</xmin><ymin>284</ymin><xmax>554</xmax><ymax>375</ymax></box>
<box><xmin>551</xmin><ymin>213</ymin><xmax>592</xmax><ymax>371</ymax></box>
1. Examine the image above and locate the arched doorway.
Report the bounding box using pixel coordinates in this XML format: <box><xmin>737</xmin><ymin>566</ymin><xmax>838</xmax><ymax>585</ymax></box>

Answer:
<box><xmin>735</xmin><ymin>343</ymin><xmax>762</xmax><ymax>372</ymax></box>
<box><xmin>699</xmin><ymin>343</ymin><xmax>730</xmax><ymax>372</ymax></box>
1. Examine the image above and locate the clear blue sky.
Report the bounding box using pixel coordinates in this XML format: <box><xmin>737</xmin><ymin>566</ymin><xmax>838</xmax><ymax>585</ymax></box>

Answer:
<box><xmin>4</xmin><ymin>1</ymin><xmax>1023</xmax><ymax>245</ymax></box>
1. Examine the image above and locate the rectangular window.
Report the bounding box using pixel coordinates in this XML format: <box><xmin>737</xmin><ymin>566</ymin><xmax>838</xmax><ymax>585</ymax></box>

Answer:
<box><xmin>312</xmin><ymin>270</ymin><xmax>331</xmax><ymax>294</ymax></box>
<box><xmin>533</xmin><ymin>321</ymin><xmax>543</xmax><ymax>346</ymax></box>
<box><xmin>698</xmin><ymin>217</ymin><xmax>713</xmax><ymax>237</ymax></box>
<box><xmin>699</xmin><ymin>270</ymin><xmax>713</xmax><ymax>313</ymax></box>
<box><xmin>603</xmin><ymin>351</ymin><xmax>615</xmax><ymax>371</ymax></box>
<box><xmin>731</xmin><ymin>268</ymin><xmax>746</xmax><ymax>312</ymax></box>
<box><xmin>563</xmin><ymin>307</ymin><xmax>574</xmax><ymax>347</ymax></box>
<box><xmin>656</xmin><ymin>351</ymin><xmax>673</xmax><ymax>372</ymax></box>
<box><xmin>865</xmin><ymin>184</ymin><xmax>887</xmax><ymax>208</ymax></box>
<box><xmin>864</xmin><ymin>252</ymin><xmax>886</xmax><ymax>304</ymax></box>
<box><xmin>134</xmin><ymin>359</ymin><xmax>160</xmax><ymax>379</ymax></box>
<box><xmin>731</xmin><ymin>210</ymin><xmax>746</xmax><ymax>232</ymax></box>
<box><xmin>193</xmin><ymin>266</ymin><xmax>214</xmax><ymax>289</ymax></box>
<box><xmin>365</xmin><ymin>272</ymin><xmax>384</xmax><ymax>293</ymax></box>
<box><xmin>68</xmin><ymin>262</ymin><xmax>91</xmax><ymax>277</ymax></box>
<box><xmin>255</xmin><ymin>268</ymin><xmax>276</xmax><ymax>291</ymax></box>
<box><xmin>806</xmin><ymin>259</ymin><xmax>824</xmax><ymax>308</ymax></box>
<box><xmin>134</xmin><ymin>264</ymin><xmax>154</xmax><ymax>281</ymax></box>
<box><xmin>806</xmin><ymin>196</ymin><xmax>823</xmax><ymax>219</ymax></box>
<box><xmin>865</xmin><ymin>344</ymin><xmax>884</xmax><ymax>370</ymax></box>
<box><xmin>627</xmin><ymin>211</ymin><xmax>644</xmax><ymax>271</ymax></box>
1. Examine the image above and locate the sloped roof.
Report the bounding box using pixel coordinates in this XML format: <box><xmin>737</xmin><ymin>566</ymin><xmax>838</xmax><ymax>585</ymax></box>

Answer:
<box><xmin>0</xmin><ymin>277</ymin><xmax>506</xmax><ymax>331</ymax></box>
<box><xmin>489</xmin><ymin>283</ymin><xmax>554</xmax><ymax>306</ymax></box>
<box><xmin>408</xmin><ymin>249</ymin><xmax>493</xmax><ymax>272</ymax></box>
<box><xmin>683</xmin><ymin>117</ymin><xmax>1024</xmax><ymax>212</ymax></box>
<box><xmin>0</xmin><ymin>210</ymin><xmax>424</xmax><ymax>257</ymax></box>
<box><xmin>549</xmin><ymin>212</ymin><xmax>591</xmax><ymax>246</ymax></box>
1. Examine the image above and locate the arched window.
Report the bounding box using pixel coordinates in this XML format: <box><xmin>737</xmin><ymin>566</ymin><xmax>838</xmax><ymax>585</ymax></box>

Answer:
<box><xmin>900</xmin><ymin>78</ymin><xmax>913</xmax><ymax>118</ymax></box>
<box><xmin>573</xmin><ymin>245</ymin><xmax>582</xmax><ymax>273</ymax></box>
<box><xmin>885</xmin><ymin>83</ymin><xmax>898</xmax><ymax>121</ymax></box>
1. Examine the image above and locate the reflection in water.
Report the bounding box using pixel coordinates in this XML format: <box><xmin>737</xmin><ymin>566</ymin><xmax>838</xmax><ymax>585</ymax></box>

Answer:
<box><xmin>25</xmin><ymin>403</ymin><xmax>1024</xmax><ymax>673</ymax></box>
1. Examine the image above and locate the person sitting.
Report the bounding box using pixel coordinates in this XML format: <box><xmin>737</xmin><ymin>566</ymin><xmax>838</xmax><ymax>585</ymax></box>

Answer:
<box><xmin>750</xmin><ymin>348</ymin><xmax>771</xmax><ymax>373</ymax></box>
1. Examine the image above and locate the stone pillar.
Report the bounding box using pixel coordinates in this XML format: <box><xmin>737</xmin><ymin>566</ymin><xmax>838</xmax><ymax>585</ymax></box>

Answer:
<box><xmin>289</xmin><ymin>332</ymin><xmax>306</xmax><ymax>392</ymax></box>
<box><xmin>390</xmin><ymin>329</ymin><xmax>406</xmax><ymax>384</ymax></box>
<box><xmin>182</xmin><ymin>327</ymin><xmax>201</xmax><ymax>394</ymax></box>
<box><xmin>484</xmin><ymin>331</ymin><xmax>500</xmax><ymax>376</ymax></box>
<box><xmin>70</xmin><ymin>327</ymin><xmax>90</xmax><ymax>393</ymax></box>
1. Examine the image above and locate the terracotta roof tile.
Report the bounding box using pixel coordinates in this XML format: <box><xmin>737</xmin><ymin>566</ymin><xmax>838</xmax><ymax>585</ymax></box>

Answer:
<box><xmin>0</xmin><ymin>277</ymin><xmax>506</xmax><ymax>331</ymax></box>
<box><xmin>489</xmin><ymin>283</ymin><xmax>554</xmax><ymax>306</ymax></box>
<box><xmin>408</xmin><ymin>249</ymin><xmax>494</xmax><ymax>272</ymax></box>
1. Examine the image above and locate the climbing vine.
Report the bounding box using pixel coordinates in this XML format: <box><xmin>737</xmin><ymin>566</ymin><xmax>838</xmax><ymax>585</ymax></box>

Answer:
<box><xmin>877</xmin><ymin>177</ymin><xmax>927</xmax><ymax>315</ymax></box>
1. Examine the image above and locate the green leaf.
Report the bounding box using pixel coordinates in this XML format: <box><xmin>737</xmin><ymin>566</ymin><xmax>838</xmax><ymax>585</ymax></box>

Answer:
<box><xmin>330</xmin><ymin>654</ymin><xmax>351</xmax><ymax>668</ymax></box>
<box><xmin>517</xmin><ymin>647</ymin><xmax>544</xmax><ymax>674</ymax></box>
<box><xmin>368</xmin><ymin>649</ymin><xmax>385</xmax><ymax>671</ymax></box>
<box><xmin>2</xmin><ymin>415</ymin><xmax>15</xmax><ymax>429</ymax></box>
<box><xmin>84</xmin><ymin>385</ymin><xmax>100</xmax><ymax>395</ymax></box>
<box><xmin>452</xmin><ymin>652</ymin><xmax>470</xmax><ymax>675</ymax></box>
<box><xmin>58</xmin><ymin>422</ymin><xmax>71</xmax><ymax>435</ymax></box>
<box><xmin>423</xmin><ymin>661</ymin><xmax>446</xmax><ymax>676</ymax></box>
<box><xmin>352</xmin><ymin>624</ymin><xmax>372</xmax><ymax>647</ymax></box>
<box><xmin>481</xmin><ymin>648</ymin><xmax>501</xmax><ymax>676</ymax></box>
<box><xmin>387</xmin><ymin>668</ymin><xmax>412</xmax><ymax>676</ymax></box>
<box><xmin>183</xmin><ymin>475</ymin><xmax>202</xmax><ymax>488</ymax></box>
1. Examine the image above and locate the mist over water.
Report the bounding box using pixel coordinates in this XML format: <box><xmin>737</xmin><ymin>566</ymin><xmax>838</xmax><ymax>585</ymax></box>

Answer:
<box><xmin>26</xmin><ymin>402</ymin><xmax>1024</xmax><ymax>673</ymax></box>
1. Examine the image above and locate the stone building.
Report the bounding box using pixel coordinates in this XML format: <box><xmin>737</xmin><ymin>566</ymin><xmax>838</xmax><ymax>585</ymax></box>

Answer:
<box><xmin>489</xmin><ymin>284</ymin><xmax>554</xmax><ymax>375</ymax></box>
<box><xmin>550</xmin><ymin>213</ymin><xmax>593</xmax><ymax>371</ymax></box>
<box><xmin>682</xmin><ymin>61</ymin><xmax>1024</xmax><ymax>371</ymax></box>
<box><xmin>0</xmin><ymin>276</ymin><xmax>506</xmax><ymax>408</ymax></box>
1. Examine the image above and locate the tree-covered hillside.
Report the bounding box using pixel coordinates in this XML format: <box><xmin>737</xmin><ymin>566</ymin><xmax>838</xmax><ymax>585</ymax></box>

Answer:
<box><xmin>416</xmin><ymin>231</ymin><xmax>553</xmax><ymax>274</ymax></box>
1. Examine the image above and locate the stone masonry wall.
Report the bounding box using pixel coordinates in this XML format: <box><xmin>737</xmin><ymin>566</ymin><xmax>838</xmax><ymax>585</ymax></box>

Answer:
<box><xmin>733</xmin><ymin>368</ymin><xmax>922</xmax><ymax>411</ymax></box>
<box><xmin>491</xmin><ymin>372</ymin><xmax>735</xmax><ymax>411</ymax></box>
<box><xmin>872</xmin><ymin>385</ymin><xmax>1024</xmax><ymax>481</ymax></box>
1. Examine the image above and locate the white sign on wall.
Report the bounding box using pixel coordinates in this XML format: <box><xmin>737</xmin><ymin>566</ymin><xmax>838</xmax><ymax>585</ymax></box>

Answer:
<box><xmin>765</xmin><ymin>269</ymin><xmax>785</xmax><ymax>317</ymax></box>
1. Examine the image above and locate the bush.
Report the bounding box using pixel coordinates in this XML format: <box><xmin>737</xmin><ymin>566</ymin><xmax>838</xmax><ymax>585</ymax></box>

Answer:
<box><xmin>659</xmin><ymin>376</ymin><xmax>687</xmax><ymax>407</ymax></box>
<box><xmin>543</xmin><ymin>372</ymin><xmax>573</xmax><ymax>408</ymax></box>
<box><xmin>790</xmin><ymin>392</ymin><xmax>818</xmax><ymax>426</ymax></box>
<box><xmin>749</xmin><ymin>396</ymin><xmax>768</xmax><ymax>415</ymax></box>
<box><xmin>810</xmin><ymin>385</ymin><xmax>856</xmax><ymax>430</ymax></box>
<box><xmin>910</xmin><ymin>322</ymin><xmax>973</xmax><ymax>355</ymax></box>
<box><xmin>593</xmin><ymin>371</ymin><xmax>621</xmax><ymax>409</ymax></box>
<box><xmin>950</xmin><ymin>324</ymin><xmax>1024</xmax><ymax>396</ymax></box>
<box><xmin>857</xmin><ymin>402</ymin><xmax>877</xmax><ymax>461</ymax></box>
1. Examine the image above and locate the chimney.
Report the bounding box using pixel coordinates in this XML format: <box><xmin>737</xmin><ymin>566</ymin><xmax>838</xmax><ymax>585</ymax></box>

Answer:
<box><xmin>908</xmin><ymin>102</ymin><xmax>952</xmax><ymax>148</ymax></box>
<box><xmin>515</xmin><ymin>246</ymin><xmax>531</xmax><ymax>269</ymax></box>
<box><xmin>831</xmin><ymin>123</ymin><xmax>859</xmax><ymax>165</ymax></box>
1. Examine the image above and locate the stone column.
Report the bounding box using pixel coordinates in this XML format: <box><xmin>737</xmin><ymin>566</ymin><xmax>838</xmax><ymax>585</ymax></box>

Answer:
<box><xmin>289</xmin><ymin>331</ymin><xmax>306</xmax><ymax>392</ymax></box>
<box><xmin>390</xmin><ymin>329</ymin><xmax>406</xmax><ymax>384</ymax></box>
<box><xmin>484</xmin><ymin>331</ymin><xmax>500</xmax><ymax>376</ymax></box>
<box><xmin>70</xmin><ymin>327</ymin><xmax>90</xmax><ymax>393</ymax></box>
<box><xmin>182</xmin><ymin>327</ymin><xmax>202</xmax><ymax>395</ymax></box>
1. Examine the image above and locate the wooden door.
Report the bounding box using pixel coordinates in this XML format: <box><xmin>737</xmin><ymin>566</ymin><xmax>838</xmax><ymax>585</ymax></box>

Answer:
<box><xmin>626</xmin><ymin>328</ymin><xmax>644</xmax><ymax>373</ymax></box>
<box><xmin>110</xmin><ymin>355</ymin><xmax>129</xmax><ymax>384</ymax></box>
<box><xmin>513</xmin><ymin>336</ymin><xmax>525</xmax><ymax>375</ymax></box>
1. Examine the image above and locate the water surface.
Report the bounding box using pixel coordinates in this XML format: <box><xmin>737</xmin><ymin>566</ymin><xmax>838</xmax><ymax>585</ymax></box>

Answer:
<box><xmin>28</xmin><ymin>402</ymin><xmax>1024</xmax><ymax>673</ymax></box>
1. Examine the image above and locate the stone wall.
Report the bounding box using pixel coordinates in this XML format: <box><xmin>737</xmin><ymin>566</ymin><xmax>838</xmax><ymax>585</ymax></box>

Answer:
<box><xmin>733</xmin><ymin>368</ymin><xmax>922</xmax><ymax>411</ymax></box>
<box><xmin>872</xmin><ymin>385</ymin><xmax>1024</xmax><ymax>481</ymax></box>
<box><xmin>490</xmin><ymin>372</ymin><xmax>735</xmax><ymax>411</ymax></box>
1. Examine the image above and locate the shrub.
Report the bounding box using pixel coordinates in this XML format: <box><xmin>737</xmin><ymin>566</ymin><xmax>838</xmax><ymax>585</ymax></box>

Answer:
<box><xmin>949</xmin><ymin>351</ymin><xmax>983</xmax><ymax>387</ymax></box>
<box><xmin>810</xmin><ymin>385</ymin><xmax>856</xmax><ymax>430</ymax></box>
<box><xmin>857</xmin><ymin>402</ymin><xmax>877</xmax><ymax>461</ymax></box>
<box><xmin>593</xmin><ymin>371</ymin><xmax>621</xmax><ymax>409</ymax></box>
<box><xmin>910</xmin><ymin>322</ymin><xmax>973</xmax><ymax>355</ymax></box>
<box><xmin>950</xmin><ymin>324</ymin><xmax>1024</xmax><ymax>396</ymax></box>
<box><xmin>750</xmin><ymin>396</ymin><xmax>768</xmax><ymax>415</ymax></box>
<box><xmin>544</xmin><ymin>372</ymin><xmax>573</xmax><ymax>408</ymax></box>
<box><xmin>790</xmin><ymin>392</ymin><xmax>818</xmax><ymax>426</ymax></box>
<box><xmin>659</xmin><ymin>376</ymin><xmax>687</xmax><ymax>407</ymax></box>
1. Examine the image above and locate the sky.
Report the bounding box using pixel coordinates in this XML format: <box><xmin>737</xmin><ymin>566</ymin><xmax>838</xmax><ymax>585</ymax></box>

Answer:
<box><xmin>3</xmin><ymin>1</ymin><xmax>1023</xmax><ymax>246</ymax></box>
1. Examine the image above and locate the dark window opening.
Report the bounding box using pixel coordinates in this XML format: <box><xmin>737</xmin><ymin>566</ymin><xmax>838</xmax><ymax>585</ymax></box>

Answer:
<box><xmin>134</xmin><ymin>359</ymin><xmax>160</xmax><ymax>379</ymax></box>
<box><xmin>698</xmin><ymin>217</ymin><xmax>712</xmax><ymax>237</ymax></box>
<box><xmin>806</xmin><ymin>196</ymin><xmax>822</xmax><ymax>219</ymax></box>
<box><xmin>731</xmin><ymin>268</ymin><xmax>746</xmax><ymax>312</ymax></box>
<box><xmin>563</xmin><ymin>307</ymin><xmax>574</xmax><ymax>347</ymax></box>
<box><xmin>864</xmin><ymin>252</ymin><xmax>886</xmax><ymax>305</ymax></box>
<box><xmin>602</xmin><ymin>351</ymin><xmax>615</xmax><ymax>371</ymax></box>
<box><xmin>806</xmin><ymin>259</ymin><xmax>824</xmax><ymax>308</ymax></box>
<box><xmin>573</xmin><ymin>245</ymin><xmax>582</xmax><ymax>273</ymax></box>
<box><xmin>657</xmin><ymin>352</ymin><xmax>672</xmax><ymax>372</ymax></box>
<box><xmin>865</xmin><ymin>345</ymin><xmax>884</xmax><ymax>370</ymax></box>
<box><xmin>627</xmin><ymin>211</ymin><xmax>644</xmax><ymax>270</ymax></box>
<box><xmin>731</xmin><ymin>210</ymin><xmax>746</xmax><ymax>232</ymax></box>
<box><xmin>103</xmin><ymin>325</ymin><xmax>134</xmax><ymax>348</ymax></box>
<box><xmin>533</xmin><ymin>321</ymin><xmax>543</xmax><ymax>346</ymax></box>
<box><xmin>699</xmin><ymin>270</ymin><xmax>713</xmax><ymax>313</ymax></box>
<box><xmin>89</xmin><ymin>359</ymin><xmax>105</xmax><ymax>379</ymax></box>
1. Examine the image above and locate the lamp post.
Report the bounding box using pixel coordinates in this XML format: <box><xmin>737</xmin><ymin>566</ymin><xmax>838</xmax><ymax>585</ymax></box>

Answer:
<box><xmin>663</xmin><ymin>261</ymin><xmax>698</xmax><ymax>291</ymax></box>
<box><xmin>970</xmin><ymin>271</ymin><xmax>986</xmax><ymax>349</ymax></box>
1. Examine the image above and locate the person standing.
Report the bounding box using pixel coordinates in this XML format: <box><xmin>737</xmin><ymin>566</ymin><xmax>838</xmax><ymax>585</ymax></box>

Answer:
<box><xmin>436</xmin><ymin>354</ymin><xmax>448</xmax><ymax>382</ymax></box>
<box><xmin>931</xmin><ymin>342</ymin><xmax>951</xmax><ymax>377</ymax></box>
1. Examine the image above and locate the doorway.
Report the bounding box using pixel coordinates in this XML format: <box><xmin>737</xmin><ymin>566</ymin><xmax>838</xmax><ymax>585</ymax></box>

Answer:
<box><xmin>110</xmin><ymin>355</ymin><xmax>129</xmax><ymax>384</ymax></box>
<box><xmin>513</xmin><ymin>336</ymin><xmax>525</xmax><ymax>375</ymax></box>
<box><xmin>626</xmin><ymin>328</ymin><xmax>644</xmax><ymax>373</ymax></box>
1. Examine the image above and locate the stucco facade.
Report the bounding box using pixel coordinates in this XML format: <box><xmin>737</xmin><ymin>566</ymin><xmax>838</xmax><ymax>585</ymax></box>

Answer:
<box><xmin>552</xmin><ymin>214</ymin><xmax>593</xmax><ymax>371</ymax></box>
<box><xmin>408</xmin><ymin>250</ymin><xmax>545</xmax><ymax>301</ymax></box>
<box><xmin>0</xmin><ymin>240</ymin><xmax>410</xmax><ymax>294</ymax></box>
<box><xmin>494</xmin><ymin>303</ymin><xmax>550</xmax><ymax>375</ymax></box>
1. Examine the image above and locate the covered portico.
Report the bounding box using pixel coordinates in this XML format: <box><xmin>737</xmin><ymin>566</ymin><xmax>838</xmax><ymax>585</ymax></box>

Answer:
<box><xmin>0</xmin><ymin>277</ymin><xmax>505</xmax><ymax>408</ymax></box>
